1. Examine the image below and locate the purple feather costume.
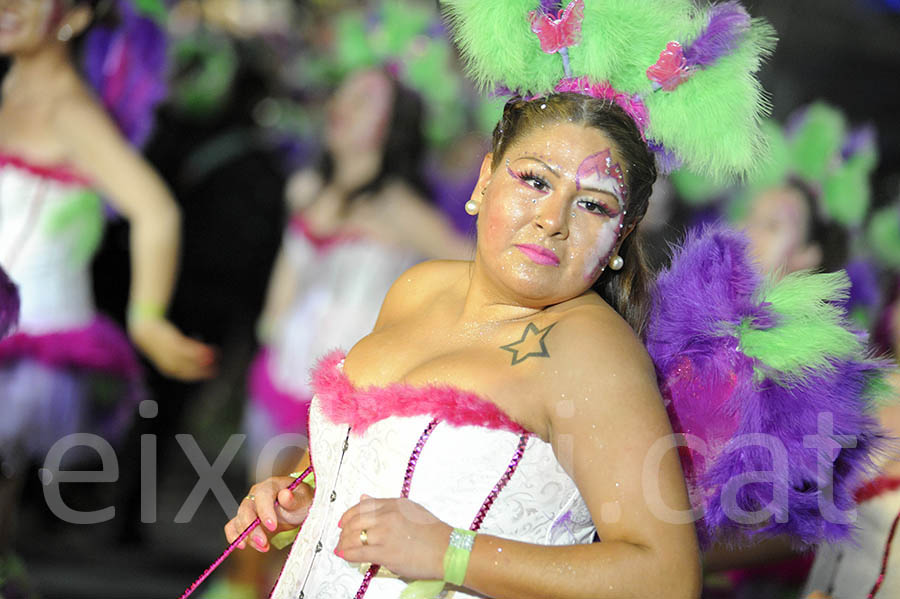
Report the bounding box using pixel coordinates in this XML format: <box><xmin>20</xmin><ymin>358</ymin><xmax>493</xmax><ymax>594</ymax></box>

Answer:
<box><xmin>646</xmin><ymin>226</ymin><xmax>888</xmax><ymax>548</ymax></box>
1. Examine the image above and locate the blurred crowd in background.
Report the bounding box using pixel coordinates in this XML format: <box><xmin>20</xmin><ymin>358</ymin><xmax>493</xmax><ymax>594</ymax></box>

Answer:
<box><xmin>1</xmin><ymin>0</ymin><xmax>899</xmax><ymax>598</ymax></box>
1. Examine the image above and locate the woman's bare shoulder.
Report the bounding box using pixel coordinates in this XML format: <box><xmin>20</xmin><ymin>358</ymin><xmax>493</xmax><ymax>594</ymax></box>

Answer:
<box><xmin>377</xmin><ymin>181</ymin><xmax>473</xmax><ymax>259</ymax></box>
<box><xmin>52</xmin><ymin>82</ymin><xmax>120</xmax><ymax>144</ymax></box>
<box><xmin>538</xmin><ymin>302</ymin><xmax>660</xmax><ymax>411</ymax></box>
<box><xmin>552</xmin><ymin>302</ymin><xmax>652</xmax><ymax>369</ymax></box>
<box><xmin>51</xmin><ymin>82</ymin><xmax>137</xmax><ymax>175</ymax></box>
<box><xmin>372</xmin><ymin>260</ymin><xmax>469</xmax><ymax>331</ymax></box>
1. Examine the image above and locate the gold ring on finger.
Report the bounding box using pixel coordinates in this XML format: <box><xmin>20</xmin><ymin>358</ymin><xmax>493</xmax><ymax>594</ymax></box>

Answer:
<box><xmin>246</xmin><ymin>494</ymin><xmax>255</xmax><ymax>501</ymax></box>
<box><xmin>359</xmin><ymin>529</ymin><xmax>368</xmax><ymax>546</ymax></box>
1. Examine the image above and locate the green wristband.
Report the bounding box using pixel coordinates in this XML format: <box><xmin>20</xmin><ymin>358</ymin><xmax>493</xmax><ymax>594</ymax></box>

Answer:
<box><xmin>127</xmin><ymin>301</ymin><xmax>165</xmax><ymax>325</ymax></box>
<box><xmin>443</xmin><ymin>528</ymin><xmax>476</xmax><ymax>586</ymax></box>
<box><xmin>270</xmin><ymin>527</ymin><xmax>300</xmax><ymax>550</ymax></box>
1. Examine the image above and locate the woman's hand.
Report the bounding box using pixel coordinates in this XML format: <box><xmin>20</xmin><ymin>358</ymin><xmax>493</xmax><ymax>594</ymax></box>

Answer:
<box><xmin>335</xmin><ymin>496</ymin><xmax>452</xmax><ymax>581</ymax></box>
<box><xmin>225</xmin><ymin>476</ymin><xmax>315</xmax><ymax>552</ymax></box>
<box><xmin>129</xmin><ymin>317</ymin><xmax>217</xmax><ymax>381</ymax></box>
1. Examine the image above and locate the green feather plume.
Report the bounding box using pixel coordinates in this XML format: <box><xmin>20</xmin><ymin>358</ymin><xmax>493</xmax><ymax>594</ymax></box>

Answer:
<box><xmin>670</xmin><ymin>120</ymin><xmax>786</xmax><ymax>206</ymax></box>
<box><xmin>669</xmin><ymin>168</ymin><xmax>725</xmax><ymax>206</ymax></box>
<box><xmin>476</xmin><ymin>95</ymin><xmax>507</xmax><ymax>135</ymax></box>
<box><xmin>822</xmin><ymin>160</ymin><xmax>869</xmax><ymax>229</ymax></box>
<box><xmin>866</xmin><ymin>204</ymin><xmax>900</xmax><ymax>269</ymax></box>
<box><xmin>790</xmin><ymin>102</ymin><xmax>845</xmax><ymax>182</ymax></box>
<box><xmin>739</xmin><ymin>270</ymin><xmax>861</xmax><ymax>381</ymax></box>
<box><xmin>749</xmin><ymin>119</ymin><xmax>791</xmax><ymax>191</ymax></box>
<box><xmin>334</xmin><ymin>14</ymin><xmax>378</xmax><ymax>72</ymax></box>
<box><xmin>644</xmin><ymin>16</ymin><xmax>775</xmax><ymax>180</ymax></box>
<box><xmin>442</xmin><ymin>0</ymin><xmax>562</xmax><ymax>94</ymax></box>
<box><xmin>821</xmin><ymin>143</ymin><xmax>877</xmax><ymax>228</ymax></box>
<box><xmin>381</xmin><ymin>2</ymin><xmax>433</xmax><ymax>56</ymax></box>
<box><xmin>133</xmin><ymin>0</ymin><xmax>167</xmax><ymax>23</ymax></box>
<box><xmin>442</xmin><ymin>0</ymin><xmax>775</xmax><ymax>181</ymax></box>
<box><xmin>330</xmin><ymin>3</ymin><xmax>468</xmax><ymax>146</ymax></box>
<box><xmin>573</xmin><ymin>0</ymin><xmax>689</xmax><ymax>92</ymax></box>
<box><xmin>672</xmin><ymin>103</ymin><xmax>877</xmax><ymax>232</ymax></box>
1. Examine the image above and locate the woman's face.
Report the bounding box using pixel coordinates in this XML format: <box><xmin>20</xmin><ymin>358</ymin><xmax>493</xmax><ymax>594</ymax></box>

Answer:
<box><xmin>742</xmin><ymin>184</ymin><xmax>820</xmax><ymax>276</ymax></box>
<box><xmin>0</xmin><ymin>0</ymin><xmax>64</xmax><ymax>55</ymax></box>
<box><xmin>473</xmin><ymin>121</ymin><xmax>631</xmax><ymax>307</ymax></box>
<box><xmin>325</xmin><ymin>69</ymin><xmax>393</xmax><ymax>156</ymax></box>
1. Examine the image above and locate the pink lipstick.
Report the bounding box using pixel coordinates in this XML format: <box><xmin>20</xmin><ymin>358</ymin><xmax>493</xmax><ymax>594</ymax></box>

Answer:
<box><xmin>516</xmin><ymin>244</ymin><xmax>560</xmax><ymax>266</ymax></box>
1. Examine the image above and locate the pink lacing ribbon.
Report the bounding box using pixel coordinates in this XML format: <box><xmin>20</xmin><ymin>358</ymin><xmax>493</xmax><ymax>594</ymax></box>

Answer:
<box><xmin>354</xmin><ymin>420</ymin><xmax>530</xmax><ymax>598</ymax></box>
<box><xmin>868</xmin><ymin>506</ymin><xmax>900</xmax><ymax>598</ymax></box>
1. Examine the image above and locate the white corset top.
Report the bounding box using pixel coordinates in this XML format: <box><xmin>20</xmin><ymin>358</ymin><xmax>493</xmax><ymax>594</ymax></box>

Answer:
<box><xmin>0</xmin><ymin>156</ymin><xmax>102</xmax><ymax>333</ymax></box>
<box><xmin>270</xmin><ymin>353</ymin><xmax>596</xmax><ymax>599</ymax></box>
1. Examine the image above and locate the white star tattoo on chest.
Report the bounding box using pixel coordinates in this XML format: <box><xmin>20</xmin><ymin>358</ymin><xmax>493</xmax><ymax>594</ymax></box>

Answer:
<box><xmin>500</xmin><ymin>322</ymin><xmax>557</xmax><ymax>366</ymax></box>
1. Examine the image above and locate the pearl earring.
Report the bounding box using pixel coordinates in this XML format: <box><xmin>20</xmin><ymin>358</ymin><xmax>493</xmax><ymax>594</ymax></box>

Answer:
<box><xmin>57</xmin><ymin>24</ymin><xmax>74</xmax><ymax>42</ymax></box>
<box><xmin>464</xmin><ymin>200</ymin><xmax>479</xmax><ymax>216</ymax></box>
<box><xmin>609</xmin><ymin>255</ymin><xmax>624</xmax><ymax>271</ymax></box>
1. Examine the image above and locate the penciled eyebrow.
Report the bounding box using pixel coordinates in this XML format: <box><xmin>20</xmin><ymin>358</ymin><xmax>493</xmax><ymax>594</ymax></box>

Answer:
<box><xmin>513</xmin><ymin>155</ymin><xmax>560</xmax><ymax>178</ymax></box>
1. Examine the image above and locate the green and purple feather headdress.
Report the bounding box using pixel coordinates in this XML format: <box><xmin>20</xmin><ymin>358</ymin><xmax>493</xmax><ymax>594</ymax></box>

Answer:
<box><xmin>326</xmin><ymin>1</ymin><xmax>467</xmax><ymax>146</ymax></box>
<box><xmin>442</xmin><ymin>0</ymin><xmax>776</xmax><ymax>180</ymax></box>
<box><xmin>442</xmin><ymin>0</ymin><xmax>889</xmax><ymax>551</ymax></box>
<box><xmin>675</xmin><ymin>101</ymin><xmax>879</xmax><ymax>231</ymax></box>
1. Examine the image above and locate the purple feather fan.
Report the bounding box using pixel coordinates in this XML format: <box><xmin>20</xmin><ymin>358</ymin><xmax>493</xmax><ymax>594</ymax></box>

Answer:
<box><xmin>683</xmin><ymin>1</ymin><xmax>751</xmax><ymax>68</ymax></box>
<box><xmin>0</xmin><ymin>265</ymin><xmax>19</xmax><ymax>339</ymax></box>
<box><xmin>83</xmin><ymin>0</ymin><xmax>168</xmax><ymax>147</ymax></box>
<box><xmin>647</xmin><ymin>225</ymin><xmax>886</xmax><ymax>548</ymax></box>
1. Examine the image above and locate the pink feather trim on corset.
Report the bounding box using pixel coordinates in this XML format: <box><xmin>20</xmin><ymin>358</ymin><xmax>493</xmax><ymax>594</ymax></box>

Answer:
<box><xmin>855</xmin><ymin>476</ymin><xmax>900</xmax><ymax>504</ymax></box>
<box><xmin>310</xmin><ymin>350</ymin><xmax>527</xmax><ymax>436</ymax></box>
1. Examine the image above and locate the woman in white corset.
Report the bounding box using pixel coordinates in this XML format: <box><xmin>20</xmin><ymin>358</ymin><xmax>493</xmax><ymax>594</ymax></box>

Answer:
<box><xmin>223</xmin><ymin>67</ymin><xmax>471</xmax><ymax>599</ymax></box>
<box><xmin>0</xmin><ymin>0</ymin><xmax>215</xmax><ymax>563</ymax></box>
<box><xmin>224</xmin><ymin>0</ymin><xmax>778</xmax><ymax>595</ymax></box>
<box><xmin>226</xmin><ymin>94</ymin><xmax>701</xmax><ymax>599</ymax></box>
<box><xmin>247</xmin><ymin>67</ymin><xmax>471</xmax><ymax>464</ymax></box>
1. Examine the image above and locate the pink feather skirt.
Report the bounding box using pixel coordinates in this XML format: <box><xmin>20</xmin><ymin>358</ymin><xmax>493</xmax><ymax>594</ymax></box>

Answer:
<box><xmin>0</xmin><ymin>316</ymin><xmax>143</xmax><ymax>464</ymax></box>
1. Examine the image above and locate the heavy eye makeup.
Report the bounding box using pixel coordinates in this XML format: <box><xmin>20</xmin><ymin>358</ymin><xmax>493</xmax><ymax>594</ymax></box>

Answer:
<box><xmin>507</xmin><ymin>166</ymin><xmax>620</xmax><ymax>217</ymax></box>
<box><xmin>507</xmin><ymin>166</ymin><xmax>551</xmax><ymax>193</ymax></box>
<box><xmin>576</xmin><ymin>197</ymin><xmax>619</xmax><ymax>217</ymax></box>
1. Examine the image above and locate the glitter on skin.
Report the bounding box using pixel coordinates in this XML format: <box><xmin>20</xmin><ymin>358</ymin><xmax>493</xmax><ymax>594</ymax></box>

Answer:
<box><xmin>507</xmin><ymin>165</ymin><xmax>549</xmax><ymax>193</ymax></box>
<box><xmin>573</xmin><ymin>150</ymin><xmax>629</xmax><ymax>280</ymax></box>
<box><xmin>479</xmin><ymin>124</ymin><xmax>633</xmax><ymax>306</ymax></box>
<box><xmin>581</xmin><ymin>210</ymin><xmax>624</xmax><ymax>281</ymax></box>
<box><xmin>574</xmin><ymin>149</ymin><xmax>627</xmax><ymax>207</ymax></box>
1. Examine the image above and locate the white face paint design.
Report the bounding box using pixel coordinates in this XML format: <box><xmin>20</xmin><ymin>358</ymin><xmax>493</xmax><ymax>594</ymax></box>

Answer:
<box><xmin>580</xmin><ymin>211</ymin><xmax>626</xmax><ymax>281</ymax></box>
<box><xmin>473</xmin><ymin>122</ymin><xmax>633</xmax><ymax>308</ymax></box>
<box><xmin>574</xmin><ymin>150</ymin><xmax>628</xmax><ymax>280</ymax></box>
